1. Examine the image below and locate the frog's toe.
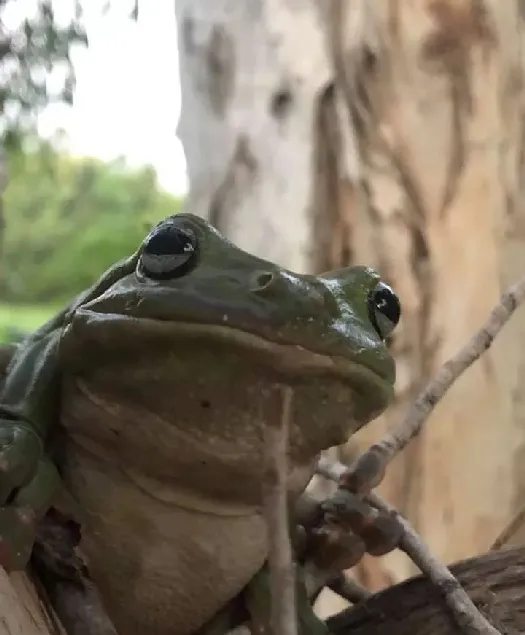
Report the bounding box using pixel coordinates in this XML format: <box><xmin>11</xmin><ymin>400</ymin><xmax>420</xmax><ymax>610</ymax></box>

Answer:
<box><xmin>322</xmin><ymin>490</ymin><xmax>403</xmax><ymax>557</ymax></box>
<box><xmin>0</xmin><ymin>457</ymin><xmax>60</xmax><ymax>571</ymax></box>
<box><xmin>0</xmin><ymin>423</ymin><xmax>42</xmax><ymax>504</ymax></box>
<box><xmin>305</xmin><ymin>524</ymin><xmax>366</xmax><ymax>570</ymax></box>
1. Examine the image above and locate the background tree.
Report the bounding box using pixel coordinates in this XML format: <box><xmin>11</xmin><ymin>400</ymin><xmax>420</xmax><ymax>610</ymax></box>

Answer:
<box><xmin>174</xmin><ymin>0</ymin><xmax>525</xmax><ymax>614</ymax></box>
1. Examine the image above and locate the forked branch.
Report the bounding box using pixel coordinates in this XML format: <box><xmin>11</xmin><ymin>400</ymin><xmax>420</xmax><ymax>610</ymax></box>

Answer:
<box><xmin>317</xmin><ymin>459</ymin><xmax>503</xmax><ymax>635</ymax></box>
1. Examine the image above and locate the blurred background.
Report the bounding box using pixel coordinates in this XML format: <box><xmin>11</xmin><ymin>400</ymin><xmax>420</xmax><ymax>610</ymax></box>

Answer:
<box><xmin>0</xmin><ymin>0</ymin><xmax>186</xmax><ymax>342</ymax></box>
<box><xmin>2</xmin><ymin>0</ymin><xmax>524</xmax><ymax>620</ymax></box>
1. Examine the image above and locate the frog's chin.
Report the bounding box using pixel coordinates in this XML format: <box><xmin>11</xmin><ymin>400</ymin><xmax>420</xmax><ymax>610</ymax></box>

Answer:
<box><xmin>168</xmin><ymin>321</ymin><xmax>391</xmax><ymax>388</ymax></box>
<box><xmin>64</xmin><ymin>311</ymin><xmax>394</xmax><ymax>412</ymax></box>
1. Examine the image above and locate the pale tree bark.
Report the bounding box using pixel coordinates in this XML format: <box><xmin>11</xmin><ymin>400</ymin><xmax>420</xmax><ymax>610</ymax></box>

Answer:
<box><xmin>0</xmin><ymin>570</ymin><xmax>60</xmax><ymax>635</ymax></box>
<box><xmin>175</xmin><ymin>0</ymin><xmax>525</xmax><ymax>616</ymax></box>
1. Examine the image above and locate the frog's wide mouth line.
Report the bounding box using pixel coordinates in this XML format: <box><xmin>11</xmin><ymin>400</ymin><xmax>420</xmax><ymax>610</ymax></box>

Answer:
<box><xmin>69</xmin><ymin>311</ymin><xmax>394</xmax><ymax>397</ymax></box>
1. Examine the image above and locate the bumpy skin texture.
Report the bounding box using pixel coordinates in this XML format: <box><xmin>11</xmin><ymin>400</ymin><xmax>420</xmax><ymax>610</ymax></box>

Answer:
<box><xmin>0</xmin><ymin>214</ymin><xmax>399</xmax><ymax>635</ymax></box>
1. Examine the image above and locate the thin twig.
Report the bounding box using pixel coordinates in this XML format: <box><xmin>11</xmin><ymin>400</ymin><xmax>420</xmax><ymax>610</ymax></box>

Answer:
<box><xmin>327</xmin><ymin>575</ymin><xmax>372</xmax><ymax>604</ymax></box>
<box><xmin>301</xmin><ymin>561</ymin><xmax>370</xmax><ymax>605</ymax></box>
<box><xmin>343</xmin><ymin>275</ymin><xmax>525</xmax><ymax>493</ymax></box>
<box><xmin>368</xmin><ymin>494</ymin><xmax>503</xmax><ymax>635</ymax></box>
<box><xmin>316</xmin><ymin>459</ymin><xmax>503</xmax><ymax>635</ymax></box>
<box><xmin>263</xmin><ymin>386</ymin><xmax>297</xmax><ymax>635</ymax></box>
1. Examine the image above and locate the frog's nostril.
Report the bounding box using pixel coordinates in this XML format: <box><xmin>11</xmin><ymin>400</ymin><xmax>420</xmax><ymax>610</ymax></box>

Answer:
<box><xmin>252</xmin><ymin>271</ymin><xmax>276</xmax><ymax>291</ymax></box>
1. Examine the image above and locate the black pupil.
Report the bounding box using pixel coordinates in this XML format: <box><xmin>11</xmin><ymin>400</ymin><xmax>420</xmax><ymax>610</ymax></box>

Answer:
<box><xmin>144</xmin><ymin>225</ymin><xmax>195</xmax><ymax>256</ymax></box>
<box><xmin>374</xmin><ymin>285</ymin><xmax>400</xmax><ymax>325</ymax></box>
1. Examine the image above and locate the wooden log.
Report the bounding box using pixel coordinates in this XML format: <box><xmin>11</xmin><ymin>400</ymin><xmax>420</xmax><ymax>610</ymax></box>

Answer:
<box><xmin>0</xmin><ymin>569</ymin><xmax>61</xmax><ymax>635</ymax></box>
<box><xmin>328</xmin><ymin>547</ymin><xmax>525</xmax><ymax>635</ymax></box>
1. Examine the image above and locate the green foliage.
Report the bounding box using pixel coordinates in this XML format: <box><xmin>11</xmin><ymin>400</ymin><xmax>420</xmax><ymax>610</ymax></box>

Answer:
<box><xmin>2</xmin><ymin>137</ymin><xmax>182</xmax><ymax>303</ymax></box>
<box><xmin>1</xmin><ymin>0</ymin><xmax>88</xmax><ymax>143</ymax></box>
<box><xmin>0</xmin><ymin>302</ymin><xmax>58</xmax><ymax>343</ymax></box>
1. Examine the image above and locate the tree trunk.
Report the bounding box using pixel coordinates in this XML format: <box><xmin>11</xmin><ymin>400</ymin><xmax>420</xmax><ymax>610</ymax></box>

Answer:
<box><xmin>174</xmin><ymin>0</ymin><xmax>525</xmax><ymax>612</ymax></box>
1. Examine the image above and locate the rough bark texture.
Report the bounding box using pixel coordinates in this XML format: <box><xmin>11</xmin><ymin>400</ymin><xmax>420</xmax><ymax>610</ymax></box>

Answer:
<box><xmin>329</xmin><ymin>546</ymin><xmax>525</xmax><ymax>635</ymax></box>
<box><xmin>334</xmin><ymin>0</ymin><xmax>525</xmax><ymax>592</ymax></box>
<box><xmin>8</xmin><ymin>536</ymin><xmax>525</xmax><ymax>635</ymax></box>
<box><xmin>0</xmin><ymin>508</ymin><xmax>118</xmax><ymax>635</ymax></box>
<box><xmin>175</xmin><ymin>0</ymin><xmax>525</xmax><ymax>609</ymax></box>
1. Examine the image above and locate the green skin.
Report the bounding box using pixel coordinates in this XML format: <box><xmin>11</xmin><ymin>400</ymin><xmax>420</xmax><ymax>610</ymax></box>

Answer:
<box><xmin>0</xmin><ymin>214</ymin><xmax>397</xmax><ymax>635</ymax></box>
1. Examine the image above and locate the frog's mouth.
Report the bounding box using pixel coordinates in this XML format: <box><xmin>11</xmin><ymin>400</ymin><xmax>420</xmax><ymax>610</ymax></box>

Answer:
<box><xmin>168</xmin><ymin>321</ymin><xmax>391</xmax><ymax>383</ymax></box>
<box><xmin>65</xmin><ymin>311</ymin><xmax>395</xmax><ymax>414</ymax></box>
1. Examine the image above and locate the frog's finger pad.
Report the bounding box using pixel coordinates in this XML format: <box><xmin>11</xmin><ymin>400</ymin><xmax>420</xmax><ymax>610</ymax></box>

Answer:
<box><xmin>0</xmin><ymin>506</ymin><xmax>37</xmax><ymax>571</ymax></box>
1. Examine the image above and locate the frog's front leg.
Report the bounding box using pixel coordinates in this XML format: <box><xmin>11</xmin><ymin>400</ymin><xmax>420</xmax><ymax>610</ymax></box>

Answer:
<box><xmin>0</xmin><ymin>330</ymin><xmax>63</xmax><ymax>571</ymax></box>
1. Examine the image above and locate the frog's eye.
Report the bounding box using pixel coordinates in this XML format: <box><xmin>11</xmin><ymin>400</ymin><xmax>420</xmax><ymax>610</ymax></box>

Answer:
<box><xmin>139</xmin><ymin>222</ymin><xmax>198</xmax><ymax>280</ymax></box>
<box><xmin>368</xmin><ymin>282</ymin><xmax>401</xmax><ymax>340</ymax></box>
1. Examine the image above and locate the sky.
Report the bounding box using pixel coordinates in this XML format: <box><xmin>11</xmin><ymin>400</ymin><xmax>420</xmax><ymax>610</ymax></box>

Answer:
<box><xmin>9</xmin><ymin>0</ymin><xmax>189</xmax><ymax>196</ymax></box>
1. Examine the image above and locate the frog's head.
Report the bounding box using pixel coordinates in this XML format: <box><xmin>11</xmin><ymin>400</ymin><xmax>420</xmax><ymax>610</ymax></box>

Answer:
<box><xmin>64</xmin><ymin>214</ymin><xmax>400</xmax><ymax>473</ymax></box>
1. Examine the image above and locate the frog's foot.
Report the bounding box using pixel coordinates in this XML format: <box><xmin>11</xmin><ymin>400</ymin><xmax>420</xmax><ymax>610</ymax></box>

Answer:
<box><xmin>319</xmin><ymin>490</ymin><xmax>403</xmax><ymax>561</ymax></box>
<box><xmin>303</xmin><ymin>523</ymin><xmax>367</xmax><ymax>572</ymax></box>
<box><xmin>0</xmin><ymin>422</ymin><xmax>60</xmax><ymax>571</ymax></box>
<box><xmin>337</xmin><ymin>446</ymin><xmax>387</xmax><ymax>495</ymax></box>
